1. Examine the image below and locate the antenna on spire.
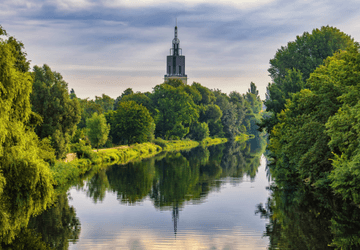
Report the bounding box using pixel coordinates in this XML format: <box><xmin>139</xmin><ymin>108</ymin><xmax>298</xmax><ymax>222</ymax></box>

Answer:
<box><xmin>176</xmin><ymin>18</ymin><xmax>177</xmax><ymax>27</ymax></box>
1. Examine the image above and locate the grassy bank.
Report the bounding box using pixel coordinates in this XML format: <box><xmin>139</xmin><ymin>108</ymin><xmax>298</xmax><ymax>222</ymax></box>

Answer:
<box><xmin>51</xmin><ymin>135</ymin><xmax>249</xmax><ymax>189</ymax></box>
<box><xmin>52</xmin><ymin>142</ymin><xmax>161</xmax><ymax>189</ymax></box>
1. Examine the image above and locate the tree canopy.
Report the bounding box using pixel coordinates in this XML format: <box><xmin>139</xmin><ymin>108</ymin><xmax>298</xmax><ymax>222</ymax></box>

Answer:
<box><xmin>86</xmin><ymin>112</ymin><xmax>110</xmax><ymax>150</ymax></box>
<box><xmin>31</xmin><ymin>64</ymin><xmax>81</xmax><ymax>159</ymax></box>
<box><xmin>0</xmin><ymin>26</ymin><xmax>54</xmax><ymax>244</ymax></box>
<box><xmin>107</xmin><ymin>101</ymin><xmax>155</xmax><ymax>145</ymax></box>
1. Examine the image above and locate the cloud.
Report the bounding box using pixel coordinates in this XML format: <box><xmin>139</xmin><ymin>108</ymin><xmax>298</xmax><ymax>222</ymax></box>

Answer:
<box><xmin>1</xmin><ymin>0</ymin><xmax>360</xmax><ymax>99</ymax></box>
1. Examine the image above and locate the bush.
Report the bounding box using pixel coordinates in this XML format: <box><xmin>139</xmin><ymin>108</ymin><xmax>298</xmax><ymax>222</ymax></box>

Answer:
<box><xmin>70</xmin><ymin>141</ymin><xmax>95</xmax><ymax>159</ymax></box>
<box><xmin>153</xmin><ymin>138</ymin><xmax>167</xmax><ymax>149</ymax></box>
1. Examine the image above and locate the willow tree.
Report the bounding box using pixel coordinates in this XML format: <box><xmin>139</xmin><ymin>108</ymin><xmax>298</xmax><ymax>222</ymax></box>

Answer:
<box><xmin>0</xmin><ymin>25</ymin><xmax>54</xmax><ymax>244</ymax></box>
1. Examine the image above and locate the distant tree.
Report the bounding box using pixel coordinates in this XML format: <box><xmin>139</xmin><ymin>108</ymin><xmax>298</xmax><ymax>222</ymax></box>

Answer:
<box><xmin>69</xmin><ymin>88</ymin><xmax>76</xmax><ymax>99</ymax></box>
<box><xmin>86</xmin><ymin>113</ymin><xmax>110</xmax><ymax>150</ymax></box>
<box><xmin>151</xmin><ymin>83</ymin><xmax>199</xmax><ymax>139</ymax></box>
<box><xmin>200</xmin><ymin>104</ymin><xmax>222</xmax><ymax>123</ymax></box>
<box><xmin>31</xmin><ymin>64</ymin><xmax>81</xmax><ymax>159</ymax></box>
<box><xmin>114</xmin><ymin>88</ymin><xmax>134</xmax><ymax>110</ymax></box>
<box><xmin>95</xmin><ymin>94</ymin><xmax>114</xmax><ymax>113</ymax></box>
<box><xmin>192</xmin><ymin>82</ymin><xmax>216</xmax><ymax>105</ymax></box>
<box><xmin>78</xmin><ymin>98</ymin><xmax>103</xmax><ymax>129</ymax></box>
<box><xmin>108</xmin><ymin>101</ymin><xmax>155</xmax><ymax>145</ymax></box>
<box><xmin>213</xmin><ymin>90</ymin><xmax>239</xmax><ymax>140</ymax></box>
<box><xmin>120</xmin><ymin>92</ymin><xmax>158</xmax><ymax>119</ymax></box>
<box><xmin>189</xmin><ymin>122</ymin><xmax>210</xmax><ymax>141</ymax></box>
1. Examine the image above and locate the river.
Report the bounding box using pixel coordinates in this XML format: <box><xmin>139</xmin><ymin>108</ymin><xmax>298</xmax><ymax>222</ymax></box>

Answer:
<box><xmin>67</xmin><ymin>144</ymin><xmax>270</xmax><ymax>249</ymax></box>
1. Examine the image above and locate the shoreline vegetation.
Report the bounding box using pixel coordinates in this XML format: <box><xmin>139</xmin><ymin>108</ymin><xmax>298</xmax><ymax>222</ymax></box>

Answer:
<box><xmin>52</xmin><ymin>135</ymin><xmax>249</xmax><ymax>190</ymax></box>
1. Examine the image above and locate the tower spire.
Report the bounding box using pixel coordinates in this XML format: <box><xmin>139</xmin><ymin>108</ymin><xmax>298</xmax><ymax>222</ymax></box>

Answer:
<box><xmin>164</xmin><ymin>22</ymin><xmax>187</xmax><ymax>84</ymax></box>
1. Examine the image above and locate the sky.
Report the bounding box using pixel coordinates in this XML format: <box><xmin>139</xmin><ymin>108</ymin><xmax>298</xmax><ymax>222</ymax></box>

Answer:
<box><xmin>1</xmin><ymin>0</ymin><xmax>360</xmax><ymax>100</ymax></box>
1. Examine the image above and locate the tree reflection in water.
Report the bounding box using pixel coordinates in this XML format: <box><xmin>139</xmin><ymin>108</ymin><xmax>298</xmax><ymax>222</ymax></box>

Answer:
<box><xmin>257</xmin><ymin>176</ymin><xmax>360</xmax><ymax>249</ymax></box>
<box><xmin>1</xmin><ymin>192</ymin><xmax>80</xmax><ymax>250</ymax></box>
<box><xmin>82</xmin><ymin>134</ymin><xmax>267</xmax><ymax>236</ymax></box>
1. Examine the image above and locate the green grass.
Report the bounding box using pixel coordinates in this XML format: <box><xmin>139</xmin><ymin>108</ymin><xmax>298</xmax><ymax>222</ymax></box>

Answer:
<box><xmin>154</xmin><ymin>138</ymin><xmax>199</xmax><ymax>152</ymax></box>
<box><xmin>51</xmin><ymin>142</ymin><xmax>161</xmax><ymax>189</ymax></box>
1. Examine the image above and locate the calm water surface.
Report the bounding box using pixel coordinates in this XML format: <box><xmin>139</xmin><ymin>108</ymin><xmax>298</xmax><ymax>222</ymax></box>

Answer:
<box><xmin>68</xmin><ymin>141</ymin><xmax>270</xmax><ymax>249</ymax></box>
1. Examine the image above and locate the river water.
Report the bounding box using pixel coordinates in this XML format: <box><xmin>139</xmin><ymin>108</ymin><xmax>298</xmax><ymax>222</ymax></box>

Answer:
<box><xmin>66</xmin><ymin>140</ymin><xmax>270</xmax><ymax>249</ymax></box>
<box><xmin>1</xmin><ymin>138</ymin><xmax>271</xmax><ymax>249</ymax></box>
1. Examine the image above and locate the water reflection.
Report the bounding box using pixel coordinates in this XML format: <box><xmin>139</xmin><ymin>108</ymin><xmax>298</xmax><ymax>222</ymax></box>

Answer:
<box><xmin>257</xmin><ymin>179</ymin><xmax>360</xmax><ymax>249</ymax></box>
<box><xmin>83</xmin><ymin>138</ymin><xmax>267</xmax><ymax>211</ymax></box>
<box><xmin>1</xmin><ymin>192</ymin><xmax>80</xmax><ymax>250</ymax></box>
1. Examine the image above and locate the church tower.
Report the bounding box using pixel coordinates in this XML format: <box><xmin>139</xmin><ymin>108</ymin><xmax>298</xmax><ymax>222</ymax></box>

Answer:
<box><xmin>164</xmin><ymin>24</ymin><xmax>187</xmax><ymax>84</ymax></box>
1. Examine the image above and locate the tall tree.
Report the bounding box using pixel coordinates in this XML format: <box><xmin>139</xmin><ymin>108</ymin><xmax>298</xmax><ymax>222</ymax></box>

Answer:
<box><xmin>78</xmin><ymin>98</ymin><xmax>103</xmax><ymax>129</ymax></box>
<box><xmin>108</xmin><ymin>101</ymin><xmax>155</xmax><ymax>145</ymax></box>
<box><xmin>114</xmin><ymin>88</ymin><xmax>134</xmax><ymax>110</ymax></box>
<box><xmin>269</xmin><ymin>26</ymin><xmax>356</xmax><ymax>84</ymax></box>
<box><xmin>86</xmin><ymin>112</ymin><xmax>110</xmax><ymax>150</ymax></box>
<box><xmin>151</xmin><ymin>83</ymin><xmax>199</xmax><ymax>139</ymax></box>
<box><xmin>0</xmin><ymin>25</ymin><xmax>54</xmax><ymax>244</ymax></box>
<box><xmin>262</xmin><ymin>26</ymin><xmax>357</xmax><ymax>134</ymax></box>
<box><xmin>31</xmin><ymin>64</ymin><xmax>81</xmax><ymax>158</ymax></box>
<box><xmin>95</xmin><ymin>94</ymin><xmax>114</xmax><ymax>113</ymax></box>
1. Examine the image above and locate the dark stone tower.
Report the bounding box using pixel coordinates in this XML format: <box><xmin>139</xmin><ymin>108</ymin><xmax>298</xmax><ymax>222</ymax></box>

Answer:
<box><xmin>164</xmin><ymin>24</ymin><xmax>187</xmax><ymax>84</ymax></box>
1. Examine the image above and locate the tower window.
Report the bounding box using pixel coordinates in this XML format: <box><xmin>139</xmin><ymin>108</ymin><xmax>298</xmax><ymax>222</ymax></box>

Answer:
<box><xmin>168</xmin><ymin>66</ymin><xmax>171</xmax><ymax>74</ymax></box>
<box><xmin>179</xmin><ymin>66</ymin><xmax>182</xmax><ymax>75</ymax></box>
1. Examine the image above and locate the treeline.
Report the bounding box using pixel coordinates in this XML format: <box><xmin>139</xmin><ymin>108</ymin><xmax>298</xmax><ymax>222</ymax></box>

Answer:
<box><xmin>260</xmin><ymin>25</ymin><xmax>360</xmax><ymax>248</ymax></box>
<box><xmin>71</xmin><ymin>79</ymin><xmax>263</xmax><ymax>149</ymax></box>
<box><xmin>25</xmin><ymin>52</ymin><xmax>264</xmax><ymax>160</ymax></box>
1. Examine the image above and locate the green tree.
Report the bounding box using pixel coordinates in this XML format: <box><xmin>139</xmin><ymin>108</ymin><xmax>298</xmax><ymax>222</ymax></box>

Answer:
<box><xmin>108</xmin><ymin>101</ymin><xmax>155</xmax><ymax>145</ymax></box>
<box><xmin>95</xmin><ymin>94</ymin><xmax>114</xmax><ymax>113</ymax></box>
<box><xmin>262</xmin><ymin>26</ymin><xmax>357</xmax><ymax>135</ymax></box>
<box><xmin>78</xmin><ymin>98</ymin><xmax>103</xmax><ymax>129</ymax></box>
<box><xmin>31</xmin><ymin>64</ymin><xmax>81</xmax><ymax>158</ymax></box>
<box><xmin>151</xmin><ymin>83</ymin><xmax>199</xmax><ymax>139</ymax></box>
<box><xmin>188</xmin><ymin>122</ymin><xmax>210</xmax><ymax>141</ymax></box>
<box><xmin>269</xmin><ymin>26</ymin><xmax>356</xmax><ymax>83</ymax></box>
<box><xmin>191</xmin><ymin>82</ymin><xmax>216</xmax><ymax>105</ymax></box>
<box><xmin>0</xmin><ymin>25</ymin><xmax>54</xmax><ymax>244</ymax></box>
<box><xmin>86</xmin><ymin>112</ymin><xmax>110</xmax><ymax>150</ymax></box>
<box><xmin>213</xmin><ymin>90</ymin><xmax>239</xmax><ymax>139</ymax></box>
<box><xmin>120</xmin><ymin>92</ymin><xmax>158</xmax><ymax>119</ymax></box>
<box><xmin>114</xmin><ymin>88</ymin><xmax>134</xmax><ymax>110</ymax></box>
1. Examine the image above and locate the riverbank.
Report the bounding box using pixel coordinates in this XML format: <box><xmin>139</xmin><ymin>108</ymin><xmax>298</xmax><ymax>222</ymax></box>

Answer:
<box><xmin>51</xmin><ymin>135</ymin><xmax>249</xmax><ymax>190</ymax></box>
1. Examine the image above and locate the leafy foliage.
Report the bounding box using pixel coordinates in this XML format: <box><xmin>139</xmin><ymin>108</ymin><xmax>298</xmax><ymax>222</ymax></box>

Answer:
<box><xmin>31</xmin><ymin>64</ymin><xmax>81</xmax><ymax>159</ymax></box>
<box><xmin>107</xmin><ymin>101</ymin><xmax>155</xmax><ymax>145</ymax></box>
<box><xmin>264</xmin><ymin>29</ymin><xmax>360</xmax><ymax>248</ymax></box>
<box><xmin>262</xmin><ymin>26</ymin><xmax>357</xmax><ymax>134</ymax></box>
<box><xmin>86</xmin><ymin>112</ymin><xmax>110</xmax><ymax>150</ymax></box>
<box><xmin>0</xmin><ymin>26</ymin><xmax>54</xmax><ymax>244</ymax></box>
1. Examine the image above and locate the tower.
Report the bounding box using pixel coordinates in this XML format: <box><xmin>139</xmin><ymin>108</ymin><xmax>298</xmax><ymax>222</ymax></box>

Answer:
<box><xmin>164</xmin><ymin>24</ymin><xmax>187</xmax><ymax>84</ymax></box>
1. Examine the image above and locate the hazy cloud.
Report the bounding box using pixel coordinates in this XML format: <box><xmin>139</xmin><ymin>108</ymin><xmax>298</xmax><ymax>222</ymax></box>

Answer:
<box><xmin>1</xmin><ymin>0</ymin><xmax>359</xmax><ymax>99</ymax></box>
